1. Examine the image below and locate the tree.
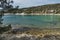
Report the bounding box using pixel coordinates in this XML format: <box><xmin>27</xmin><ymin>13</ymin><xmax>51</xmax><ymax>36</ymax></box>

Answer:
<box><xmin>0</xmin><ymin>15</ymin><xmax>3</xmax><ymax>27</ymax></box>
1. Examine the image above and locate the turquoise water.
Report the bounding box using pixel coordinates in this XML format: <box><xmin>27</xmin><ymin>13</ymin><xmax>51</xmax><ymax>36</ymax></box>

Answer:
<box><xmin>2</xmin><ymin>15</ymin><xmax>60</xmax><ymax>28</ymax></box>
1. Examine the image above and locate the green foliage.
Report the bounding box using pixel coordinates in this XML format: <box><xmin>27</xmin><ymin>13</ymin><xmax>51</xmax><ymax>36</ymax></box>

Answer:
<box><xmin>20</xmin><ymin>3</ymin><xmax>60</xmax><ymax>13</ymax></box>
<box><xmin>0</xmin><ymin>24</ymin><xmax>12</xmax><ymax>34</ymax></box>
<box><xmin>1</xmin><ymin>3</ymin><xmax>60</xmax><ymax>13</ymax></box>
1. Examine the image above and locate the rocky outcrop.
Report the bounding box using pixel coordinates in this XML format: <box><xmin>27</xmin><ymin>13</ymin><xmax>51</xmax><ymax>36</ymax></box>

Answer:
<box><xmin>0</xmin><ymin>34</ymin><xmax>60</xmax><ymax>40</ymax></box>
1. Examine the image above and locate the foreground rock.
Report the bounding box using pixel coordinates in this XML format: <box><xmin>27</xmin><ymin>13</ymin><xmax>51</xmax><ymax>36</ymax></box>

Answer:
<box><xmin>0</xmin><ymin>34</ymin><xmax>60</xmax><ymax>40</ymax></box>
<box><xmin>0</xmin><ymin>27</ymin><xmax>60</xmax><ymax>40</ymax></box>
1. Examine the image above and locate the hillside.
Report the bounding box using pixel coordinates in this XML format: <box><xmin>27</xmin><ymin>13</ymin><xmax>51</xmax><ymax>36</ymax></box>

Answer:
<box><xmin>1</xmin><ymin>3</ymin><xmax>60</xmax><ymax>14</ymax></box>
<box><xmin>21</xmin><ymin>3</ymin><xmax>60</xmax><ymax>14</ymax></box>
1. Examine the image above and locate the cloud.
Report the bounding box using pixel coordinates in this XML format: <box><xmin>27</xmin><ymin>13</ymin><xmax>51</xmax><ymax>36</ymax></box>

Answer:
<box><xmin>13</xmin><ymin>0</ymin><xmax>60</xmax><ymax>8</ymax></box>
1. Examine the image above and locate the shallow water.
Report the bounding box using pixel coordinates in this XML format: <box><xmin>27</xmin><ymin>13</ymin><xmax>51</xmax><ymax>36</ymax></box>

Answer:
<box><xmin>2</xmin><ymin>15</ymin><xmax>60</xmax><ymax>28</ymax></box>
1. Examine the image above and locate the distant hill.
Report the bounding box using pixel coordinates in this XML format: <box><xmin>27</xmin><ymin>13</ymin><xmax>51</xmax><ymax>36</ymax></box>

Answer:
<box><xmin>21</xmin><ymin>3</ymin><xmax>60</xmax><ymax>14</ymax></box>
<box><xmin>2</xmin><ymin>3</ymin><xmax>60</xmax><ymax>14</ymax></box>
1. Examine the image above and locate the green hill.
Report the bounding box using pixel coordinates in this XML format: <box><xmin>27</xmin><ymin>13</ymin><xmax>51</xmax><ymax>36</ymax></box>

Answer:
<box><xmin>2</xmin><ymin>3</ymin><xmax>60</xmax><ymax>14</ymax></box>
<box><xmin>21</xmin><ymin>3</ymin><xmax>60</xmax><ymax>14</ymax></box>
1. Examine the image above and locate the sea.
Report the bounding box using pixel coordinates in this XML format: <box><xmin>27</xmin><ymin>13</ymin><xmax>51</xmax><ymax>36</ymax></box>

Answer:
<box><xmin>2</xmin><ymin>14</ymin><xmax>60</xmax><ymax>28</ymax></box>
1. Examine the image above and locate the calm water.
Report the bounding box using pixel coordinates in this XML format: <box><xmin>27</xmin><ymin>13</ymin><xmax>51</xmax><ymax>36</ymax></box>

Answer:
<box><xmin>2</xmin><ymin>15</ymin><xmax>60</xmax><ymax>28</ymax></box>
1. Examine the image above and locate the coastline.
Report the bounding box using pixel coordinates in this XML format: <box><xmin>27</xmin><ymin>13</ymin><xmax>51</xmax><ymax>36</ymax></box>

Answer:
<box><xmin>4</xmin><ymin>13</ymin><xmax>60</xmax><ymax>15</ymax></box>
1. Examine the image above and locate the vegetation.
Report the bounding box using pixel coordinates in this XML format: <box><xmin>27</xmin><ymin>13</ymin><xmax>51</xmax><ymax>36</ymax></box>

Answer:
<box><xmin>21</xmin><ymin>3</ymin><xmax>60</xmax><ymax>14</ymax></box>
<box><xmin>1</xmin><ymin>3</ymin><xmax>60</xmax><ymax>14</ymax></box>
<box><xmin>0</xmin><ymin>24</ymin><xmax>12</xmax><ymax>34</ymax></box>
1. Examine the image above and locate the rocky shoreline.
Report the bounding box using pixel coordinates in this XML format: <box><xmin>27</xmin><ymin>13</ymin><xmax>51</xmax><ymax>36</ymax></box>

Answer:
<box><xmin>4</xmin><ymin>13</ymin><xmax>60</xmax><ymax>15</ymax></box>
<box><xmin>0</xmin><ymin>27</ymin><xmax>60</xmax><ymax>40</ymax></box>
<box><xmin>0</xmin><ymin>33</ymin><xmax>60</xmax><ymax>40</ymax></box>
<box><xmin>0</xmin><ymin>26</ymin><xmax>60</xmax><ymax>40</ymax></box>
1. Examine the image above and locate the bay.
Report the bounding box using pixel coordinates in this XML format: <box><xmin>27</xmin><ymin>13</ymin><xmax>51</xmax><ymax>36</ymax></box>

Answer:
<box><xmin>2</xmin><ymin>15</ymin><xmax>60</xmax><ymax>28</ymax></box>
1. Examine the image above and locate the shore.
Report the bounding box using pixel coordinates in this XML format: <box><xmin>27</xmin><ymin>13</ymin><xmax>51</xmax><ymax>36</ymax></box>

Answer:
<box><xmin>4</xmin><ymin>13</ymin><xmax>60</xmax><ymax>15</ymax></box>
<box><xmin>1</xmin><ymin>27</ymin><xmax>60</xmax><ymax>40</ymax></box>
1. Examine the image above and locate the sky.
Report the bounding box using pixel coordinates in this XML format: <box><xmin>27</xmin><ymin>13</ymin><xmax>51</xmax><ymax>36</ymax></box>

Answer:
<box><xmin>13</xmin><ymin>0</ymin><xmax>60</xmax><ymax>8</ymax></box>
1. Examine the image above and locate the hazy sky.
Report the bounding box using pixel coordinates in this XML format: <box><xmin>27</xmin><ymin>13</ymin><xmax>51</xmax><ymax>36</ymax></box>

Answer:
<box><xmin>13</xmin><ymin>0</ymin><xmax>60</xmax><ymax>8</ymax></box>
